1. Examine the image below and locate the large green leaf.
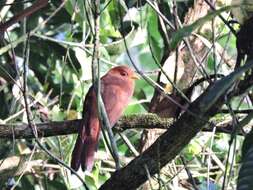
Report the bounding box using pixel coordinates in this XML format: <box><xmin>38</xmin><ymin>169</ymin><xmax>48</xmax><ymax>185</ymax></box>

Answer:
<box><xmin>170</xmin><ymin>6</ymin><xmax>233</xmax><ymax>50</ymax></box>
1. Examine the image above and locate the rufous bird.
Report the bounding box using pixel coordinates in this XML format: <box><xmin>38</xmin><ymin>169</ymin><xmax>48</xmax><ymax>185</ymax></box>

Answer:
<box><xmin>71</xmin><ymin>65</ymin><xmax>138</xmax><ymax>171</ymax></box>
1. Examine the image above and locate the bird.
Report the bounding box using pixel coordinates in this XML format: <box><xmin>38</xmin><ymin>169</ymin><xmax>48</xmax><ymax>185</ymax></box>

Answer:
<box><xmin>71</xmin><ymin>65</ymin><xmax>139</xmax><ymax>171</ymax></box>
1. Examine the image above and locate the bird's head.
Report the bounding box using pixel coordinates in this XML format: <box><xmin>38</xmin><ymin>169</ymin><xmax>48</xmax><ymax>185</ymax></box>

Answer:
<box><xmin>102</xmin><ymin>65</ymin><xmax>139</xmax><ymax>93</ymax></box>
<box><xmin>106</xmin><ymin>65</ymin><xmax>139</xmax><ymax>81</ymax></box>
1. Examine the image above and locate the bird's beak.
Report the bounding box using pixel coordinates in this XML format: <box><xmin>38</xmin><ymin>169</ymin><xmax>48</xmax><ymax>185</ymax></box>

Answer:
<box><xmin>131</xmin><ymin>73</ymin><xmax>140</xmax><ymax>80</ymax></box>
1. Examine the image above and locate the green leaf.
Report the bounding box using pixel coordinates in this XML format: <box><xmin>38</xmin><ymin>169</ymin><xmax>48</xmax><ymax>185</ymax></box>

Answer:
<box><xmin>147</xmin><ymin>8</ymin><xmax>164</xmax><ymax>62</ymax></box>
<box><xmin>170</xmin><ymin>6</ymin><xmax>234</xmax><ymax>50</ymax></box>
<box><xmin>64</xmin><ymin>0</ymin><xmax>85</xmax><ymax>26</ymax></box>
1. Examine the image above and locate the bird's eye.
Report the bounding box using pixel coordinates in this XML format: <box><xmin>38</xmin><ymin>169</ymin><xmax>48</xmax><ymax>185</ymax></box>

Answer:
<box><xmin>120</xmin><ymin>71</ymin><xmax>128</xmax><ymax>77</ymax></box>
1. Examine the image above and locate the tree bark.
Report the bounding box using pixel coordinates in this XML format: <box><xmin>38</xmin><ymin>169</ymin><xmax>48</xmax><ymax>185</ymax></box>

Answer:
<box><xmin>99</xmin><ymin>61</ymin><xmax>253</xmax><ymax>190</ymax></box>
<box><xmin>0</xmin><ymin>113</ymin><xmax>238</xmax><ymax>139</ymax></box>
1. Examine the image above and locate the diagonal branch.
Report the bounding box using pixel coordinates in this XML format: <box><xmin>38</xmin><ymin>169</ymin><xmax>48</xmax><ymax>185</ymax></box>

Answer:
<box><xmin>0</xmin><ymin>61</ymin><xmax>252</xmax><ymax>189</ymax></box>
<box><xmin>98</xmin><ymin>60</ymin><xmax>253</xmax><ymax>190</ymax></box>
<box><xmin>0</xmin><ymin>0</ymin><xmax>48</xmax><ymax>36</ymax></box>
<box><xmin>0</xmin><ymin>60</ymin><xmax>252</xmax><ymax>190</ymax></box>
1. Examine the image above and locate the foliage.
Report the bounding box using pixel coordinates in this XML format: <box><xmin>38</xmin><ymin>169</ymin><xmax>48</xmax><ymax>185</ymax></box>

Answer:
<box><xmin>0</xmin><ymin>0</ymin><xmax>252</xmax><ymax>189</ymax></box>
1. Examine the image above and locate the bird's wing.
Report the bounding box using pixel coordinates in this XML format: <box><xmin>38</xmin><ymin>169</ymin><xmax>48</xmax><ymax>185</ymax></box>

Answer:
<box><xmin>82</xmin><ymin>86</ymin><xmax>96</xmax><ymax>136</ymax></box>
<box><xmin>71</xmin><ymin>86</ymin><xmax>100</xmax><ymax>171</ymax></box>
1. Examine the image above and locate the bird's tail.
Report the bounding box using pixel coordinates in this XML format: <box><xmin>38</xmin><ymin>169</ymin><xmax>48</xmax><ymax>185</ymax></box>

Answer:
<box><xmin>71</xmin><ymin>134</ymin><xmax>84</xmax><ymax>171</ymax></box>
<box><xmin>71</xmin><ymin>130</ymin><xmax>100</xmax><ymax>172</ymax></box>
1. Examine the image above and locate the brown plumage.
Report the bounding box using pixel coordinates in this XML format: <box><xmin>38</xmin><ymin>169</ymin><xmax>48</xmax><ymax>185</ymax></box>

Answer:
<box><xmin>71</xmin><ymin>65</ymin><xmax>138</xmax><ymax>171</ymax></box>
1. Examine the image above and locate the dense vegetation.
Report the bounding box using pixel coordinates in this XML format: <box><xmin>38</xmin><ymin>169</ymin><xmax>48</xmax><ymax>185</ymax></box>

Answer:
<box><xmin>0</xmin><ymin>0</ymin><xmax>253</xmax><ymax>189</ymax></box>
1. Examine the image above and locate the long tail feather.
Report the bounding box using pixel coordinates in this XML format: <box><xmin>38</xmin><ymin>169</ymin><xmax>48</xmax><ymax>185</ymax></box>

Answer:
<box><xmin>71</xmin><ymin>122</ymin><xmax>100</xmax><ymax>172</ymax></box>
<box><xmin>80</xmin><ymin>136</ymin><xmax>99</xmax><ymax>171</ymax></box>
<box><xmin>71</xmin><ymin>135</ymin><xmax>85</xmax><ymax>171</ymax></box>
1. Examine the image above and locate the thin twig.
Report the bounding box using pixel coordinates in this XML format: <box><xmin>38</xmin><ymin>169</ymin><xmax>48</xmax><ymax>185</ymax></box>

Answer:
<box><xmin>203</xmin><ymin>0</ymin><xmax>237</xmax><ymax>36</ymax></box>
<box><xmin>145</xmin><ymin>0</ymin><xmax>175</xmax><ymax>30</ymax></box>
<box><xmin>0</xmin><ymin>0</ymin><xmax>48</xmax><ymax>35</ymax></box>
<box><xmin>119</xmin><ymin>132</ymin><xmax>139</xmax><ymax>157</ymax></box>
<box><xmin>117</xmin><ymin>0</ymin><xmax>212</xmax><ymax>124</ymax></box>
<box><xmin>0</xmin><ymin>0</ymin><xmax>67</xmax><ymax>55</ymax></box>
<box><xmin>10</xmin><ymin>144</ymin><xmax>37</xmax><ymax>190</ymax></box>
<box><xmin>21</xmin><ymin>34</ymin><xmax>89</xmax><ymax>189</ymax></box>
<box><xmin>91</xmin><ymin>0</ymin><xmax>120</xmax><ymax>170</ymax></box>
<box><xmin>147</xmin><ymin>30</ymin><xmax>190</xmax><ymax>103</ymax></box>
<box><xmin>180</xmin><ymin>156</ymin><xmax>199</xmax><ymax>190</ymax></box>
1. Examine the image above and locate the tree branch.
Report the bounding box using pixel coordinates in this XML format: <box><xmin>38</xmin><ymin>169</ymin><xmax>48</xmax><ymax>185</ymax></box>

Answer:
<box><xmin>0</xmin><ymin>0</ymin><xmax>48</xmax><ymax>36</ymax></box>
<box><xmin>0</xmin><ymin>113</ymin><xmax>242</xmax><ymax>139</ymax></box>
<box><xmin>98</xmin><ymin>60</ymin><xmax>253</xmax><ymax>190</ymax></box>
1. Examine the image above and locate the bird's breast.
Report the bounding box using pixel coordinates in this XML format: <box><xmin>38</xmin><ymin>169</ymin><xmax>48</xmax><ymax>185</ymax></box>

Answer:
<box><xmin>102</xmin><ymin>84</ymin><xmax>133</xmax><ymax>127</ymax></box>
